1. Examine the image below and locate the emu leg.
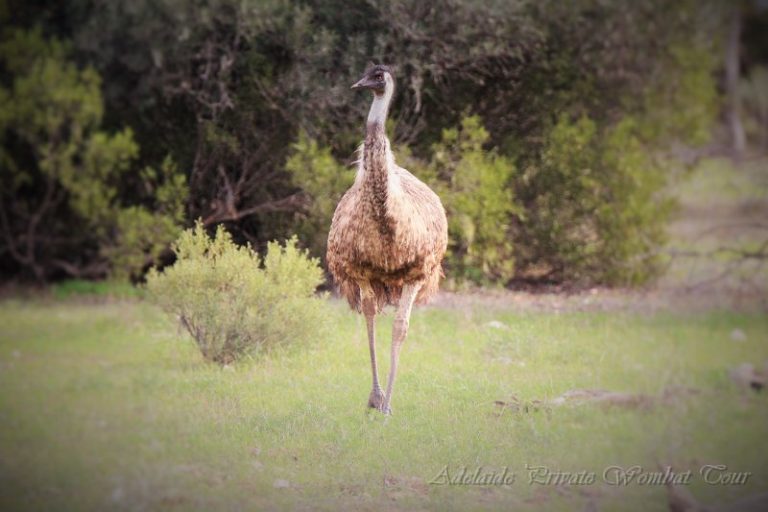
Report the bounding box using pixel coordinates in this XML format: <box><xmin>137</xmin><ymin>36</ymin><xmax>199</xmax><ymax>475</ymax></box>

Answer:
<box><xmin>381</xmin><ymin>282</ymin><xmax>421</xmax><ymax>415</ymax></box>
<box><xmin>360</xmin><ymin>282</ymin><xmax>384</xmax><ymax>410</ymax></box>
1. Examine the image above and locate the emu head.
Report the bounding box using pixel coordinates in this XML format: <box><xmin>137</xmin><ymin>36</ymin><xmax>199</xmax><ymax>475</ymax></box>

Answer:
<box><xmin>351</xmin><ymin>64</ymin><xmax>394</xmax><ymax>95</ymax></box>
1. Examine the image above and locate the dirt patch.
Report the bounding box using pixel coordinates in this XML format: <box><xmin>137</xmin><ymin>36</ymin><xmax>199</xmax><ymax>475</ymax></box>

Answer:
<box><xmin>382</xmin><ymin>475</ymin><xmax>430</xmax><ymax>499</ymax></box>
<box><xmin>429</xmin><ymin>286</ymin><xmax>767</xmax><ymax>314</ymax></box>
<box><xmin>494</xmin><ymin>386</ymin><xmax>703</xmax><ymax>415</ymax></box>
<box><xmin>729</xmin><ymin>362</ymin><xmax>768</xmax><ymax>392</ymax></box>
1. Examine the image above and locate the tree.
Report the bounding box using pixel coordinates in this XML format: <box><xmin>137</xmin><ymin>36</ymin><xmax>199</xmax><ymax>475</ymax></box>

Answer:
<box><xmin>726</xmin><ymin>1</ymin><xmax>747</xmax><ymax>158</ymax></box>
<box><xmin>0</xmin><ymin>28</ymin><xmax>186</xmax><ymax>280</ymax></box>
<box><xmin>0</xmin><ymin>0</ymin><xmax>724</xmax><ymax>286</ymax></box>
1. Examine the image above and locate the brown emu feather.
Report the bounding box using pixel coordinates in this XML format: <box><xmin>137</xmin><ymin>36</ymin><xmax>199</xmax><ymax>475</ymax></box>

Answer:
<box><xmin>326</xmin><ymin>64</ymin><xmax>448</xmax><ymax>414</ymax></box>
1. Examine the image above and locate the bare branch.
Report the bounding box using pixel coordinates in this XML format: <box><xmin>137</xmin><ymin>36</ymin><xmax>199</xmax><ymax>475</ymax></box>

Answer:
<box><xmin>201</xmin><ymin>192</ymin><xmax>308</xmax><ymax>226</ymax></box>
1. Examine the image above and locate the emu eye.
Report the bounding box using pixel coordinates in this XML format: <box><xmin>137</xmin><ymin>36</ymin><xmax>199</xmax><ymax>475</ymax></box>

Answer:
<box><xmin>375</xmin><ymin>73</ymin><xmax>383</xmax><ymax>80</ymax></box>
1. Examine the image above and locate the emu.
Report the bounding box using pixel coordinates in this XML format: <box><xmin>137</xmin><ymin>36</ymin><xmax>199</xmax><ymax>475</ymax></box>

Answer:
<box><xmin>327</xmin><ymin>65</ymin><xmax>448</xmax><ymax>415</ymax></box>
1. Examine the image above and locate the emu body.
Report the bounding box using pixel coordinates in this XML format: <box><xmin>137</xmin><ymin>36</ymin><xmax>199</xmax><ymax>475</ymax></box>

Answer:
<box><xmin>327</xmin><ymin>65</ymin><xmax>448</xmax><ymax>414</ymax></box>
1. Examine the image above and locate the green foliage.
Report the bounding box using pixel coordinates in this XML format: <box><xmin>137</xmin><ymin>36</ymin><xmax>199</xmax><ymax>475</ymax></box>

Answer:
<box><xmin>740</xmin><ymin>65</ymin><xmax>768</xmax><ymax>150</ymax></box>
<box><xmin>1</xmin><ymin>1</ymin><xmax>725</xmax><ymax>288</ymax></box>
<box><xmin>105</xmin><ymin>156</ymin><xmax>188</xmax><ymax>279</ymax></box>
<box><xmin>0</xmin><ymin>29</ymin><xmax>134</xmax><ymax>224</ymax></box>
<box><xmin>145</xmin><ymin>222</ymin><xmax>327</xmax><ymax>364</ymax></box>
<box><xmin>425</xmin><ymin>116</ymin><xmax>519</xmax><ymax>285</ymax></box>
<box><xmin>0</xmin><ymin>28</ymin><xmax>186</xmax><ymax>280</ymax></box>
<box><xmin>285</xmin><ymin>132</ymin><xmax>354</xmax><ymax>257</ymax></box>
<box><xmin>290</xmin><ymin>112</ymin><xmax>670</xmax><ymax>287</ymax></box>
<box><xmin>638</xmin><ymin>43</ymin><xmax>719</xmax><ymax>147</ymax></box>
<box><xmin>519</xmin><ymin>115</ymin><xmax>672</xmax><ymax>285</ymax></box>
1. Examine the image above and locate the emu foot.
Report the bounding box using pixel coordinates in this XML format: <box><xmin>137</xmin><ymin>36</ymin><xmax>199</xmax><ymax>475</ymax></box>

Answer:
<box><xmin>367</xmin><ymin>387</ymin><xmax>386</xmax><ymax>412</ymax></box>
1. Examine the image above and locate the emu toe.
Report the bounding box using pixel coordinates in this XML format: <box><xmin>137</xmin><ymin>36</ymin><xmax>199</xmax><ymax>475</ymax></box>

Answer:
<box><xmin>368</xmin><ymin>388</ymin><xmax>385</xmax><ymax>410</ymax></box>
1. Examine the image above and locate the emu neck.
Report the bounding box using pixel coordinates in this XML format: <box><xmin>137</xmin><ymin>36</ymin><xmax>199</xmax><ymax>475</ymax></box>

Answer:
<box><xmin>367</xmin><ymin>86</ymin><xmax>392</xmax><ymax>127</ymax></box>
<box><xmin>362</xmin><ymin>88</ymin><xmax>394</xmax><ymax>236</ymax></box>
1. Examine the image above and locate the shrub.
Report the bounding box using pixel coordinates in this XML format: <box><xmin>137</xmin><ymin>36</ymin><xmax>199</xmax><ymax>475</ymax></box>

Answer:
<box><xmin>287</xmin><ymin>113</ymin><xmax>671</xmax><ymax>288</ymax></box>
<box><xmin>0</xmin><ymin>29</ymin><xmax>186</xmax><ymax>281</ymax></box>
<box><xmin>145</xmin><ymin>222</ymin><xmax>327</xmax><ymax>364</ymax></box>
<box><xmin>285</xmin><ymin>132</ymin><xmax>354</xmax><ymax>258</ymax></box>
<box><xmin>425</xmin><ymin>116</ymin><xmax>519</xmax><ymax>285</ymax></box>
<box><xmin>741</xmin><ymin>65</ymin><xmax>768</xmax><ymax>151</ymax></box>
<box><xmin>517</xmin><ymin>115</ymin><xmax>672</xmax><ymax>285</ymax></box>
<box><xmin>105</xmin><ymin>157</ymin><xmax>188</xmax><ymax>279</ymax></box>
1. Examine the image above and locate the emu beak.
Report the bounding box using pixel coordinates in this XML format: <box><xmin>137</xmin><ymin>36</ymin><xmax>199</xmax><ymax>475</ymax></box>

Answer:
<box><xmin>351</xmin><ymin>76</ymin><xmax>377</xmax><ymax>90</ymax></box>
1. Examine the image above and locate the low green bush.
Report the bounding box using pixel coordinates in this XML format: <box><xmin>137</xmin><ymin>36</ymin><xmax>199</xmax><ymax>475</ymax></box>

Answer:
<box><xmin>291</xmin><ymin>113</ymin><xmax>671</xmax><ymax>287</ymax></box>
<box><xmin>421</xmin><ymin>116</ymin><xmax>519</xmax><ymax>285</ymax></box>
<box><xmin>741</xmin><ymin>65</ymin><xmax>768</xmax><ymax>150</ymax></box>
<box><xmin>145</xmin><ymin>222</ymin><xmax>327</xmax><ymax>364</ymax></box>
<box><xmin>285</xmin><ymin>132</ymin><xmax>354</xmax><ymax>259</ymax></box>
<box><xmin>517</xmin><ymin>115</ymin><xmax>673</xmax><ymax>285</ymax></box>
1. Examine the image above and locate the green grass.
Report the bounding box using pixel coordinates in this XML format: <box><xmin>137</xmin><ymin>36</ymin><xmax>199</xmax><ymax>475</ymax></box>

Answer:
<box><xmin>51</xmin><ymin>279</ymin><xmax>143</xmax><ymax>300</ymax></box>
<box><xmin>1</xmin><ymin>297</ymin><xmax>767</xmax><ymax>511</ymax></box>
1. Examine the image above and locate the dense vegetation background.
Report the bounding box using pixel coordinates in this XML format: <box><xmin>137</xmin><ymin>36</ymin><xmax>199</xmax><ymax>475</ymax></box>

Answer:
<box><xmin>1</xmin><ymin>0</ymin><xmax>766</xmax><ymax>287</ymax></box>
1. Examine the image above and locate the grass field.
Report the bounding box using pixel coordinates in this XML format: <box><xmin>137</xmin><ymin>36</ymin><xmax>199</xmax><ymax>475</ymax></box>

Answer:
<box><xmin>1</xmin><ymin>296</ymin><xmax>767</xmax><ymax>511</ymax></box>
<box><xmin>1</xmin><ymin>157</ymin><xmax>766</xmax><ymax>511</ymax></box>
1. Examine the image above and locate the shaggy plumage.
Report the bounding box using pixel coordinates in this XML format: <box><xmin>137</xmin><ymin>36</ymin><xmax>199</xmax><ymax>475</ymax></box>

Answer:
<box><xmin>326</xmin><ymin>64</ymin><xmax>447</xmax><ymax>414</ymax></box>
<box><xmin>327</xmin><ymin>140</ymin><xmax>447</xmax><ymax>312</ymax></box>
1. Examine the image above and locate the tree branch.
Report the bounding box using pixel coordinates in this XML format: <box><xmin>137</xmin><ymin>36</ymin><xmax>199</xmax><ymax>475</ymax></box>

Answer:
<box><xmin>201</xmin><ymin>192</ymin><xmax>307</xmax><ymax>226</ymax></box>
